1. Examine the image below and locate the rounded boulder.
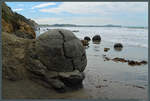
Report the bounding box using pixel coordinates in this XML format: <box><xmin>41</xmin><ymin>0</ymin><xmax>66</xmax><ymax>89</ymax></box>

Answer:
<box><xmin>35</xmin><ymin>29</ymin><xmax>87</xmax><ymax>72</ymax></box>
<box><xmin>92</xmin><ymin>35</ymin><xmax>101</xmax><ymax>42</ymax></box>
<box><xmin>84</xmin><ymin>36</ymin><xmax>91</xmax><ymax>41</ymax></box>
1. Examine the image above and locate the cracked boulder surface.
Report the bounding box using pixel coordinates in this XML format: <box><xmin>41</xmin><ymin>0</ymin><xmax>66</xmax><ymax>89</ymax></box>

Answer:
<box><xmin>35</xmin><ymin>29</ymin><xmax>87</xmax><ymax>72</ymax></box>
<box><xmin>26</xmin><ymin>29</ymin><xmax>87</xmax><ymax>92</ymax></box>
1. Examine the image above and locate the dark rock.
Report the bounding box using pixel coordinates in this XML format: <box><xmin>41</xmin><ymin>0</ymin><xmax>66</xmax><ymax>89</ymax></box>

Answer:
<box><xmin>128</xmin><ymin>61</ymin><xmax>139</xmax><ymax>66</ymax></box>
<box><xmin>81</xmin><ymin>40</ymin><xmax>89</xmax><ymax>46</ymax></box>
<box><xmin>58</xmin><ymin>70</ymin><xmax>85</xmax><ymax>89</ymax></box>
<box><xmin>46</xmin><ymin>79</ymin><xmax>67</xmax><ymax>93</ymax></box>
<box><xmin>92</xmin><ymin>35</ymin><xmax>101</xmax><ymax>42</ymax></box>
<box><xmin>132</xmin><ymin>85</ymin><xmax>145</xmax><ymax>89</ymax></box>
<box><xmin>84</xmin><ymin>36</ymin><xmax>91</xmax><ymax>41</ymax></box>
<box><xmin>140</xmin><ymin>60</ymin><xmax>147</xmax><ymax>64</ymax></box>
<box><xmin>103</xmin><ymin>79</ymin><xmax>107</xmax><ymax>82</ymax></box>
<box><xmin>104</xmin><ymin>48</ymin><xmax>110</xmax><ymax>52</ymax></box>
<box><xmin>112</xmin><ymin>57</ymin><xmax>127</xmax><ymax>62</ymax></box>
<box><xmin>104</xmin><ymin>57</ymin><xmax>110</xmax><ymax>61</ymax></box>
<box><xmin>103</xmin><ymin>55</ymin><xmax>147</xmax><ymax>66</ymax></box>
<box><xmin>103</xmin><ymin>55</ymin><xmax>110</xmax><ymax>61</ymax></box>
<box><xmin>72</xmin><ymin>30</ymin><xmax>79</xmax><ymax>32</ymax></box>
<box><xmin>114</xmin><ymin>43</ymin><xmax>123</xmax><ymax>48</ymax></box>
<box><xmin>114</xmin><ymin>43</ymin><xmax>123</xmax><ymax>51</ymax></box>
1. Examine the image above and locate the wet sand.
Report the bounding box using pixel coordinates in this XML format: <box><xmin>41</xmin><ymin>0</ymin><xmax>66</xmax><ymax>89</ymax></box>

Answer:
<box><xmin>2</xmin><ymin>75</ymin><xmax>147</xmax><ymax>99</ymax></box>
<box><xmin>83</xmin><ymin>40</ymin><xmax>148</xmax><ymax>99</ymax></box>
<box><xmin>2</xmin><ymin>40</ymin><xmax>148</xmax><ymax>100</ymax></box>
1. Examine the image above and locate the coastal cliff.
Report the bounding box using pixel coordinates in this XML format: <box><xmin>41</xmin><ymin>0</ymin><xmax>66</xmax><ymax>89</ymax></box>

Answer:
<box><xmin>2</xmin><ymin>2</ymin><xmax>38</xmax><ymax>81</ymax></box>
<box><xmin>2</xmin><ymin>2</ymin><xmax>37</xmax><ymax>39</ymax></box>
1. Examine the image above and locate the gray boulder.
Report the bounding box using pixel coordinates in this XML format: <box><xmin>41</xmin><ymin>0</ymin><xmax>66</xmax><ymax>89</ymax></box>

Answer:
<box><xmin>84</xmin><ymin>36</ymin><xmax>91</xmax><ymax>41</ymax></box>
<box><xmin>36</xmin><ymin>29</ymin><xmax>87</xmax><ymax>72</ymax></box>
<box><xmin>114</xmin><ymin>43</ymin><xmax>123</xmax><ymax>51</ymax></box>
<box><xmin>26</xmin><ymin>29</ymin><xmax>87</xmax><ymax>92</ymax></box>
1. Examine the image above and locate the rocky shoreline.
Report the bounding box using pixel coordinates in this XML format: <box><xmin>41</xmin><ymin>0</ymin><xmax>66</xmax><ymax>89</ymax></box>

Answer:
<box><xmin>103</xmin><ymin>55</ymin><xmax>147</xmax><ymax>66</ymax></box>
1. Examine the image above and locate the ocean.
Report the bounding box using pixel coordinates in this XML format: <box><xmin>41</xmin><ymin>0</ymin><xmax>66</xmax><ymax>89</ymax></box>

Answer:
<box><xmin>36</xmin><ymin>27</ymin><xmax>148</xmax><ymax>48</ymax></box>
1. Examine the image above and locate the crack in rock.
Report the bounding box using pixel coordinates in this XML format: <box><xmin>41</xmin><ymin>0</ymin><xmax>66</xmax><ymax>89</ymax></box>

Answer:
<box><xmin>58</xmin><ymin>30</ymin><xmax>75</xmax><ymax>70</ymax></box>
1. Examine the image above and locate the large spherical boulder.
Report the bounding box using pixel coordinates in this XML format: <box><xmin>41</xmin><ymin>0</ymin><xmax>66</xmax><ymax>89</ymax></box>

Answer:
<box><xmin>36</xmin><ymin>29</ymin><xmax>87</xmax><ymax>72</ymax></box>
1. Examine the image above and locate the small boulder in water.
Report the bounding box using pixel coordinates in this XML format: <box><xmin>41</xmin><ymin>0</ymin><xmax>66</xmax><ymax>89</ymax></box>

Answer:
<box><xmin>84</xmin><ymin>36</ymin><xmax>91</xmax><ymax>42</ymax></box>
<box><xmin>114</xmin><ymin>43</ymin><xmax>123</xmax><ymax>51</ymax></box>
<box><xmin>92</xmin><ymin>35</ymin><xmax>101</xmax><ymax>43</ymax></box>
<box><xmin>114</xmin><ymin>43</ymin><xmax>123</xmax><ymax>48</ymax></box>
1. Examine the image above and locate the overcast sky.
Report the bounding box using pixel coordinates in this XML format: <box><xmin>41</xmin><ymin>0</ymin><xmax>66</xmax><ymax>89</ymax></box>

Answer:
<box><xmin>6</xmin><ymin>2</ymin><xmax>148</xmax><ymax>27</ymax></box>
